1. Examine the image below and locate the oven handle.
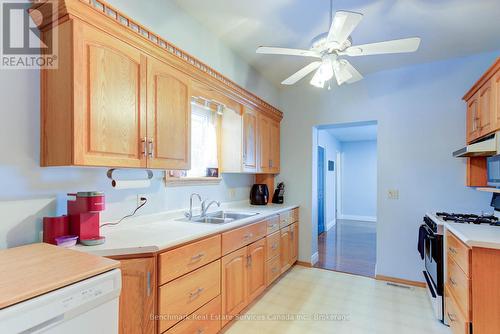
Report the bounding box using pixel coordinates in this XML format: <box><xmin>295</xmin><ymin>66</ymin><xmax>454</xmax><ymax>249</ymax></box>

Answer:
<box><xmin>423</xmin><ymin>225</ymin><xmax>435</xmax><ymax>239</ymax></box>
<box><xmin>423</xmin><ymin>271</ymin><xmax>437</xmax><ymax>298</ymax></box>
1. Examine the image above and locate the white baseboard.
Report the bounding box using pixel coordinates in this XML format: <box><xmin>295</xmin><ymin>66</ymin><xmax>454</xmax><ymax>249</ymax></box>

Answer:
<box><xmin>326</xmin><ymin>220</ymin><xmax>336</xmax><ymax>231</ymax></box>
<box><xmin>339</xmin><ymin>214</ymin><xmax>377</xmax><ymax>222</ymax></box>
<box><xmin>311</xmin><ymin>252</ymin><xmax>319</xmax><ymax>265</ymax></box>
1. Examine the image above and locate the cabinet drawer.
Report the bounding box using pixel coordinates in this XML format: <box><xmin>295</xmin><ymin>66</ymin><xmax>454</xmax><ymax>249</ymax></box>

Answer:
<box><xmin>222</xmin><ymin>221</ymin><xmax>266</xmax><ymax>255</ymax></box>
<box><xmin>165</xmin><ymin>296</ymin><xmax>221</xmax><ymax>334</ymax></box>
<box><xmin>158</xmin><ymin>260</ymin><xmax>221</xmax><ymax>332</ymax></box>
<box><xmin>266</xmin><ymin>215</ymin><xmax>280</xmax><ymax>235</ymax></box>
<box><xmin>159</xmin><ymin>235</ymin><xmax>221</xmax><ymax>284</ymax></box>
<box><xmin>279</xmin><ymin>211</ymin><xmax>293</xmax><ymax>229</ymax></box>
<box><xmin>445</xmin><ymin>286</ymin><xmax>470</xmax><ymax>334</ymax></box>
<box><xmin>266</xmin><ymin>256</ymin><xmax>281</xmax><ymax>286</ymax></box>
<box><xmin>447</xmin><ymin>232</ymin><xmax>471</xmax><ymax>277</ymax></box>
<box><xmin>447</xmin><ymin>255</ymin><xmax>471</xmax><ymax>319</ymax></box>
<box><xmin>266</xmin><ymin>231</ymin><xmax>280</xmax><ymax>261</ymax></box>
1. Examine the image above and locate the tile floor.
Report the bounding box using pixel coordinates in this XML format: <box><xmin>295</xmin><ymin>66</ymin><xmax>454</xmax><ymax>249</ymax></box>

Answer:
<box><xmin>315</xmin><ymin>220</ymin><xmax>376</xmax><ymax>277</ymax></box>
<box><xmin>226</xmin><ymin>266</ymin><xmax>450</xmax><ymax>334</ymax></box>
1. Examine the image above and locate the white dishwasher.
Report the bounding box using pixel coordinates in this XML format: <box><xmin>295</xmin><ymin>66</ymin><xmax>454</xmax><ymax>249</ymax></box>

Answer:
<box><xmin>0</xmin><ymin>269</ymin><xmax>121</xmax><ymax>334</ymax></box>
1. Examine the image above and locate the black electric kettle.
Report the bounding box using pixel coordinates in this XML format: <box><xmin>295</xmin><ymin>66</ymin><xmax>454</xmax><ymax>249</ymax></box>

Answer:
<box><xmin>250</xmin><ymin>184</ymin><xmax>269</xmax><ymax>205</ymax></box>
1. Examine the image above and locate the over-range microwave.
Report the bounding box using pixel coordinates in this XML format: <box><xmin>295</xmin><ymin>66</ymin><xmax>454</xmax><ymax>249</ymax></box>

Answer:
<box><xmin>487</xmin><ymin>155</ymin><xmax>500</xmax><ymax>187</ymax></box>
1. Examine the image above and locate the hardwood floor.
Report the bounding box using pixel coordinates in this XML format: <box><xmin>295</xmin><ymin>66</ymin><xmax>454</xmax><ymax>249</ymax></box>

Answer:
<box><xmin>314</xmin><ymin>219</ymin><xmax>376</xmax><ymax>277</ymax></box>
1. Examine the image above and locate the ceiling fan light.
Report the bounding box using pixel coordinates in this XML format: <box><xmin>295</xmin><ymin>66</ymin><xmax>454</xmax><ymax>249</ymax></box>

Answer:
<box><xmin>310</xmin><ymin>69</ymin><xmax>326</xmax><ymax>88</ymax></box>
<box><xmin>333</xmin><ymin>60</ymin><xmax>353</xmax><ymax>85</ymax></box>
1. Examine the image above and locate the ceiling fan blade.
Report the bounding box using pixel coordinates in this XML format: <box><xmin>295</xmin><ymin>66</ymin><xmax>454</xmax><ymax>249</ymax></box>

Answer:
<box><xmin>342</xmin><ymin>37</ymin><xmax>421</xmax><ymax>56</ymax></box>
<box><xmin>282</xmin><ymin>61</ymin><xmax>322</xmax><ymax>85</ymax></box>
<box><xmin>326</xmin><ymin>11</ymin><xmax>363</xmax><ymax>47</ymax></box>
<box><xmin>340</xmin><ymin>59</ymin><xmax>363</xmax><ymax>84</ymax></box>
<box><xmin>256</xmin><ymin>46</ymin><xmax>321</xmax><ymax>58</ymax></box>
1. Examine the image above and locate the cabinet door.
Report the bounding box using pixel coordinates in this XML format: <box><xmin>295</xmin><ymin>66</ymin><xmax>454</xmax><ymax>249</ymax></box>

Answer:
<box><xmin>74</xmin><ymin>22</ymin><xmax>147</xmax><ymax>167</ymax></box>
<box><xmin>242</xmin><ymin>107</ymin><xmax>258</xmax><ymax>172</ymax></box>
<box><xmin>280</xmin><ymin>227</ymin><xmax>291</xmax><ymax>273</ymax></box>
<box><xmin>221</xmin><ymin>247</ymin><xmax>248</xmax><ymax>327</ymax></box>
<box><xmin>247</xmin><ymin>239</ymin><xmax>266</xmax><ymax>303</ymax></box>
<box><xmin>494</xmin><ymin>71</ymin><xmax>500</xmax><ymax>130</ymax></box>
<box><xmin>478</xmin><ymin>80</ymin><xmax>493</xmax><ymax>137</ymax></box>
<box><xmin>466</xmin><ymin>93</ymin><xmax>480</xmax><ymax>143</ymax></box>
<box><xmin>118</xmin><ymin>257</ymin><xmax>156</xmax><ymax>334</ymax></box>
<box><xmin>289</xmin><ymin>222</ymin><xmax>299</xmax><ymax>265</ymax></box>
<box><xmin>147</xmin><ymin>57</ymin><xmax>191</xmax><ymax>169</ymax></box>
<box><xmin>269</xmin><ymin>118</ymin><xmax>280</xmax><ymax>173</ymax></box>
<box><xmin>258</xmin><ymin>113</ymin><xmax>271</xmax><ymax>173</ymax></box>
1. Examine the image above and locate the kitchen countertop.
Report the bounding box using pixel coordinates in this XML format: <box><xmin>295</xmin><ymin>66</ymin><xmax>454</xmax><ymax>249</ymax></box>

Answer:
<box><xmin>73</xmin><ymin>201</ymin><xmax>298</xmax><ymax>257</ymax></box>
<box><xmin>0</xmin><ymin>243</ymin><xmax>119</xmax><ymax>309</ymax></box>
<box><xmin>444</xmin><ymin>221</ymin><xmax>500</xmax><ymax>250</ymax></box>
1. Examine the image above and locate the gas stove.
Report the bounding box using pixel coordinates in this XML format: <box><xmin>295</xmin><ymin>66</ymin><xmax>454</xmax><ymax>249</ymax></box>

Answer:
<box><xmin>435</xmin><ymin>212</ymin><xmax>500</xmax><ymax>226</ymax></box>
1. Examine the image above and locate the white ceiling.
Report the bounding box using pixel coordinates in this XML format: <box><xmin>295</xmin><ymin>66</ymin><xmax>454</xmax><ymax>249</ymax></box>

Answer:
<box><xmin>324</xmin><ymin>124</ymin><xmax>377</xmax><ymax>142</ymax></box>
<box><xmin>173</xmin><ymin>0</ymin><xmax>500</xmax><ymax>87</ymax></box>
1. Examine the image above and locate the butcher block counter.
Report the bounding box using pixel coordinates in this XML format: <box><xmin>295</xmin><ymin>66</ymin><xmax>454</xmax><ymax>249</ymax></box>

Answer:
<box><xmin>0</xmin><ymin>243</ymin><xmax>119</xmax><ymax>309</ymax></box>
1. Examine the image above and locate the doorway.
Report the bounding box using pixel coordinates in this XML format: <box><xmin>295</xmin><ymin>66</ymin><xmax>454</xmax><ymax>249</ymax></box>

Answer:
<box><xmin>314</xmin><ymin>121</ymin><xmax>377</xmax><ymax>278</ymax></box>
<box><xmin>317</xmin><ymin>146</ymin><xmax>325</xmax><ymax>235</ymax></box>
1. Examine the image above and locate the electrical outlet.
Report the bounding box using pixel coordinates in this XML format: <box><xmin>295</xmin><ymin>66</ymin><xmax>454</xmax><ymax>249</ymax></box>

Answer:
<box><xmin>137</xmin><ymin>194</ymin><xmax>148</xmax><ymax>206</ymax></box>
<box><xmin>388</xmin><ymin>189</ymin><xmax>399</xmax><ymax>200</ymax></box>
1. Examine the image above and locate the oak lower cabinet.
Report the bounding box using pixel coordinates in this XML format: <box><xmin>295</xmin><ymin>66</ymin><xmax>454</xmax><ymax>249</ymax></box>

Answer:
<box><xmin>445</xmin><ymin>231</ymin><xmax>500</xmax><ymax>334</ymax></box>
<box><xmin>114</xmin><ymin>257</ymin><xmax>156</xmax><ymax>334</ymax></box>
<box><xmin>280</xmin><ymin>226</ymin><xmax>291</xmax><ymax>273</ymax></box>
<box><xmin>221</xmin><ymin>239</ymin><xmax>266</xmax><ymax>327</ymax></box>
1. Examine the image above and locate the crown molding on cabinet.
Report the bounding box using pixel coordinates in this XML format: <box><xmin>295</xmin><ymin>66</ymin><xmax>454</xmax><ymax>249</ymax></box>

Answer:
<box><xmin>33</xmin><ymin>0</ymin><xmax>283</xmax><ymax>121</ymax></box>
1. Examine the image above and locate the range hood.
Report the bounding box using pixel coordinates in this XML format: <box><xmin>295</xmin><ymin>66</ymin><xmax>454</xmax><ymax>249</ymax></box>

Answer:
<box><xmin>453</xmin><ymin>133</ymin><xmax>498</xmax><ymax>157</ymax></box>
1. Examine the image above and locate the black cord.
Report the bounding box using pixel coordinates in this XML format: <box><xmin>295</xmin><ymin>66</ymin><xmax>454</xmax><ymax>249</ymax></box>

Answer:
<box><xmin>101</xmin><ymin>197</ymin><xmax>147</xmax><ymax>227</ymax></box>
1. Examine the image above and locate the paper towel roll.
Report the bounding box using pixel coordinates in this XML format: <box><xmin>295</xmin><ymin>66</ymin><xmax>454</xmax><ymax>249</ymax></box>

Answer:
<box><xmin>111</xmin><ymin>179</ymin><xmax>151</xmax><ymax>189</ymax></box>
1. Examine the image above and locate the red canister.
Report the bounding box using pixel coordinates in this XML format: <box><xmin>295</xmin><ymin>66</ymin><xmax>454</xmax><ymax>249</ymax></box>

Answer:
<box><xmin>43</xmin><ymin>215</ymin><xmax>69</xmax><ymax>245</ymax></box>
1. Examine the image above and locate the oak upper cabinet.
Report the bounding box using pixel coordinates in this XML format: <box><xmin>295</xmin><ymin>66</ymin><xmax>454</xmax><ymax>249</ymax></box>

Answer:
<box><xmin>41</xmin><ymin>20</ymin><xmax>190</xmax><ymax>169</ymax></box>
<box><xmin>41</xmin><ymin>20</ymin><xmax>148</xmax><ymax>168</ymax></box>
<box><xmin>247</xmin><ymin>239</ymin><xmax>266</xmax><ymax>303</ymax></box>
<box><xmin>147</xmin><ymin>56</ymin><xmax>191</xmax><ymax>169</ymax></box>
<box><xmin>117</xmin><ymin>257</ymin><xmax>156</xmax><ymax>334</ymax></box>
<box><xmin>258</xmin><ymin>113</ymin><xmax>280</xmax><ymax>174</ymax></box>
<box><xmin>494</xmin><ymin>69</ymin><xmax>500</xmax><ymax>129</ymax></box>
<box><xmin>221</xmin><ymin>247</ymin><xmax>248</xmax><ymax>327</ymax></box>
<box><xmin>242</xmin><ymin>106</ymin><xmax>258</xmax><ymax>172</ymax></box>
<box><xmin>478</xmin><ymin>79</ymin><xmax>493</xmax><ymax>138</ymax></box>
<box><xmin>466</xmin><ymin>92</ymin><xmax>481</xmax><ymax>144</ymax></box>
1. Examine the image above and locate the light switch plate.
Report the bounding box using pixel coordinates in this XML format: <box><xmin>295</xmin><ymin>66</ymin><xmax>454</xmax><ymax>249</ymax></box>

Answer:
<box><xmin>388</xmin><ymin>189</ymin><xmax>399</xmax><ymax>200</ymax></box>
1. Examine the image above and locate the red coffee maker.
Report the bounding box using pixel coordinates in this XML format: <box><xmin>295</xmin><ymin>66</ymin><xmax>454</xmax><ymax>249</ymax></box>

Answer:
<box><xmin>68</xmin><ymin>192</ymin><xmax>105</xmax><ymax>242</ymax></box>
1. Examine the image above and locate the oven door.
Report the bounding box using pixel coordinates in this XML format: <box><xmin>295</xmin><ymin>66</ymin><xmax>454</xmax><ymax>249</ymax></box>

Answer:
<box><xmin>423</xmin><ymin>225</ymin><xmax>443</xmax><ymax>295</ymax></box>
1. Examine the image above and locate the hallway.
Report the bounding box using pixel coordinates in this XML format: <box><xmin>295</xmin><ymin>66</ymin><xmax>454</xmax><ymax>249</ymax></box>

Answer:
<box><xmin>315</xmin><ymin>220</ymin><xmax>376</xmax><ymax>277</ymax></box>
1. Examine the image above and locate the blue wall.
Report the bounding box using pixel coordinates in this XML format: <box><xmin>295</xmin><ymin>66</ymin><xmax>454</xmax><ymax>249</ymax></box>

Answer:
<box><xmin>341</xmin><ymin>140</ymin><xmax>377</xmax><ymax>220</ymax></box>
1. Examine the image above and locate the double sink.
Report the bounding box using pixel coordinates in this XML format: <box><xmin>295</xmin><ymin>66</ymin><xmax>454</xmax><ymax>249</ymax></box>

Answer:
<box><xmin>188</xmin><ymin>211</ymin><xmax>258</xmax><ymax>225</ymax></box>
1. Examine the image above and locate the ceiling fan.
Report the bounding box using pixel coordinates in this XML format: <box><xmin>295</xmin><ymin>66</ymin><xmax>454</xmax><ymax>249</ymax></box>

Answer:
<box><xmin>256</xmin><ymin>0</ymin><xmax>421</xmax><ymax>89</ymax></box>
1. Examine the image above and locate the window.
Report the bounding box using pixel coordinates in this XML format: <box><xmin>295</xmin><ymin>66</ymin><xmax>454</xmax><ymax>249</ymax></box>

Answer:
<box><xmin>166</xmin><ymin>100</ymin><xmax>221</xmax><ymax>184</ymax></box>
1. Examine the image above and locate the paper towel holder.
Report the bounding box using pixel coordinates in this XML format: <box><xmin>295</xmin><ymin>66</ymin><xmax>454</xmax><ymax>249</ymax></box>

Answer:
<box><xmin>107</xmin><ymin>169</ymin><xmax>154</xmax><ymax>189</ymax></box>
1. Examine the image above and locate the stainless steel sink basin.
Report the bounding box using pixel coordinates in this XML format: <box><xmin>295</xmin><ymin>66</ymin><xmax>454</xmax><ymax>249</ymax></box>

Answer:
<box><xmin>191</xmin><ymin>211</ymin><xmax>258</xmax><ymax>224</ymax></box>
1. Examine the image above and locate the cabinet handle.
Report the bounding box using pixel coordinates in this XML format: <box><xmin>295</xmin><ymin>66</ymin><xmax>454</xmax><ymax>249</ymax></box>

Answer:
<box><xmin>190</xmin><ymin>252</ymin><xmax>205</xmax><ymax>262</ymax></box>
<box><xmin>271</xmin><ymin>267</ymin><xmax>278</xmax><ymax>274</ymax></box>
<box><xmin>197</xmin><ymin>329</ymin><xmax>205</xmax><ymax>334</ymax></box>
<box><xmin>141</xmin><ymin>137</ymin><xmax>147</xmax><ymax>157</ymax></box>
<box><xmin>243</xmin><ymin>233</ymin><xmax>253</xmax><ymax>241</ymax></box>
<box><xmin>246</xmin><ymin>254</ymin><xmax>253</xmax><ymax>267</ymax></box>
<box><xmin>146</xmin><ymin>271</ymin><xmax>151</xmax><ymax>297</ymax></box>
<box><xmin>448</xmin><ymin>247</ymin><xmax>457</xmax><ymax>255</ymax></box>
<box><xmin>272</xmin><ymin>243</ymin><xmax>278</xmax><ymax>250</ymax></box>
<box><xmin>189</xmin><ymin>287</ymin><xmax>204</xmax><ymax>300</ymax></box>
<box><xmin>148</xmin><ymin>139</ymin><xmax>154</xmax><ymax>158</ymax></box>
<box><xmin>269</xmin><ymin>159</ymin><xmax>273</xmax><ymax>168</ymax></box>
<box><xmin>447</xmin><ymin>312</ymin><xmax>456</xmax><ymax>322</ymax></box>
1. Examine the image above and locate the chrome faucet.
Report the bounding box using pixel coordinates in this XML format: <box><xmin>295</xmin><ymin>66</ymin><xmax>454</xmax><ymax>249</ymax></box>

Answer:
<box><xmin>185</xmin><ymin>193</ymin><xmax>202</xmax><ymax>220</ymax></box>
<box><xmin>201</xmin><ymin>200</ymin><xmax>221</xmax><ymax>217</ymax></box>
